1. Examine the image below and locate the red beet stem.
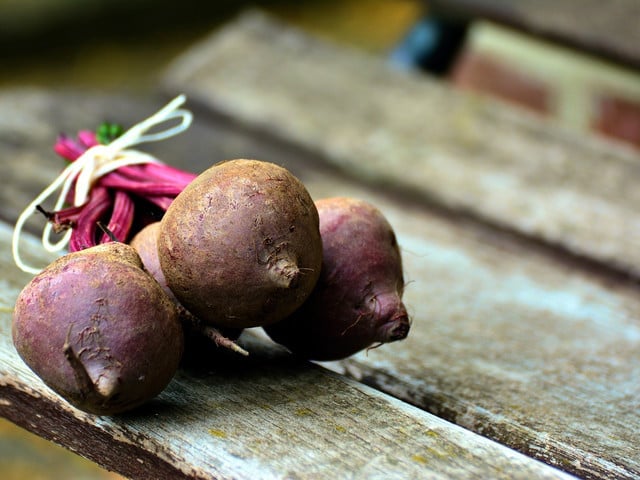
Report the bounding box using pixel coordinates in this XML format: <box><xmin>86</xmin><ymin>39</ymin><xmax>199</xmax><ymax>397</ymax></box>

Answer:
<box><xmin>47</xmin><ymin>128</ymin><xmax>196</xmax><ymax>251</ymax></box>
<box><xmin>54</xmin><ymin>131</ymin><xmax>99</xmax><ymax>161</ymax></box>
<box><xmin>77</xmin><ymin>130</ymin><xmax>99</xmax><ymax>149</ymax></box>
<box><xmin>68</xmin><ymin>186</ymin><xmax>112</xmax><ymax>251</ymax></box>
<box><xmin>99</xmin><ymin>171</ymin><xmax>187</xmax><ymax>196</ymax></box>
<box><xmin>36</xmin><ymin>204</ymin><xmax>83</xmax><ymax>233</ymax></box>
<box><xmin>119</xmin><ymin>163</ymin><xmax>197</xmax><ymax>186</ymax></box>
<box><xmin>100</xmin><ymin>190</ymin><xmax>135</xmax><ymax>244</ymax></box>
<box><xmin>54</xmin><ymin>135</ymin><xmax>86</xmax><ymax>161</ymax></box>
<box><xmin>144</xmin><ymin>196</ymin><xmax>174</xmax><ymax>211</ymax></box>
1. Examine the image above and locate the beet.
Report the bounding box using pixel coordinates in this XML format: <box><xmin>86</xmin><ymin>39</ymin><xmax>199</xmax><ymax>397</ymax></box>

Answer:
<box><xmin>12</xmin><ymin>242</ymin><xmax>184</xmax><ymax>415</ymax></box>
<box><xmin>264</xmin><ymin>197</ymin><xmax>410</xmax><ymax>361</ymax></box>
<box><xmin>158</xmin><ymin>159</ymin><xmax>322</xmax><ymax>329</ymax></box>
<box><xmin>130</xmin><ymin>221</ymin><xmax>177</xmax><ymax>302</ymax></box>
<box><xmin>130</xmin><ymin>222</ymin><xmax>247</xmax><ymax>356</ymax></box>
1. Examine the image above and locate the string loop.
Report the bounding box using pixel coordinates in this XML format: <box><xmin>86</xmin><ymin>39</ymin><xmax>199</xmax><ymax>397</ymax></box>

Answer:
<box><xmin>12</xmin><ymin>94</ymin><xmax>192</xmax><ymax>274</ymax></box>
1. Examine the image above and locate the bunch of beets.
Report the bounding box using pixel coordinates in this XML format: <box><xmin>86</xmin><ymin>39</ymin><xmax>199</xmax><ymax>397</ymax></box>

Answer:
<box><xmin>12</xmin><ymin>125</ymin><xmax>410</xmax><ymax>415</ymax></box>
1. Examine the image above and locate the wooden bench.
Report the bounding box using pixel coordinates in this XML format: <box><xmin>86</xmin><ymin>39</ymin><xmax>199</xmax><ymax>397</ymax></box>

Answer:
<box><xmin>1</xmin><ymin>11</ymin><xmax>639</xmax><ymax>480</ymax></box>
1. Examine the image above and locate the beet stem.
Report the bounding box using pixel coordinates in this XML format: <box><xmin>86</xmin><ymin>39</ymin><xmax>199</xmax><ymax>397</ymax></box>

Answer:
<box><xmin>97</xmin><ymin>221</ymin><xmax>118</xmax><ymax>242</ymax></box>
<box><xmin>35</xmin><ymin>205</ymin><xmax>54</xmax><ymax>221</ymax></box>
<box><xmin>99</xmin><ymin>189</ymin><xmax>134</xmax><ymax>243</ymax></box>
<box><xmin>12</xmin><ymin>95</ymin><xmax>194</xmax><ymax>274</ymax></box>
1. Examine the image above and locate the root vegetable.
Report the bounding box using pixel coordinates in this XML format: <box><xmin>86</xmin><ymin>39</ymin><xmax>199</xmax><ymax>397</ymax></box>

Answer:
<box><xmin>12</xmin><ymin>242</ymin><xmax>184</xmax><ymax>415</ymax></box>
<box><xmin>158</xmin><ymin>159</ymin><xmax>322</xmax><ymax>329</ymax></box>
<box><xmin>129</xmin><ymin>221</ymin><xmax>177</xmax><ymax>302</ymax></box>
<box><xmin>264</xmin><ymin>197</ymin><xmax>410</xmax><ymax>361</ymax></box>
<box><xmin>130</xmin><ymin>222</ymin><xmax>247</xmax><ymax>356</ymax></box>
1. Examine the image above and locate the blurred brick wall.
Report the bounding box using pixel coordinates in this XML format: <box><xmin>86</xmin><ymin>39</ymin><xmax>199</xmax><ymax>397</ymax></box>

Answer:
<box><xmin>448</xmin><ymin>22</ymin><xmax>640</xmax><ymax>149</ymax></box>
<box><xmin>451</xmin><ymin>50</ymin><xmax>550</xmax><ymax>114</ymax></box>
<box><xmin>593</xmin><ymin>95</ymin><xmax>640</xmax><ymax>147</ymax></box>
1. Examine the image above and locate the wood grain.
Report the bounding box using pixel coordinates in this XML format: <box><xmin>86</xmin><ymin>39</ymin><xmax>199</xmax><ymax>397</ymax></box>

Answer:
<box><xmin>163</xmin><ymin>11</ymin><xmax>640</xmax><ymax>278</ymax></box>
<box><xmin>1</xmin><ymin>84</ymin><xmax>637</xmax><ymax>479</ymax></box>
<box><xmin>298</xmin><ymin>166</ymin><xmax>640</xmax><ymax>480</ymax></box>
<box><xmin>162</xmin><ymin>15</ymin><xmax>640</xmax><ymax>478</ymax></box>
<box><xmin>0</xmin><ymin>222</ymin><xmax>577</xmax><ymax>479</ymax></box>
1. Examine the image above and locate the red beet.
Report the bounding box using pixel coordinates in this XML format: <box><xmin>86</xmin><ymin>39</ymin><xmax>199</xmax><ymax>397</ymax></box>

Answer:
<box><xmin>12</xmin><ymin>242</ymin><xmax>184</xmax><ymax>415</ymax></box>
<box><xmin>264</xmin><ymin>197</ymin><xmax>410</xmax><ymax>360</ymax></box>
<box><xmin>130</xmin><ymin>222</ymin><xmax>247</xmax><ymax>356</ymax></box>
<box><xmin>158</xmin><ymin>159</ymin><xmax>323</xmax><ymax>329</ymax></box>
<box><xmin>130</xmin><ymin>222</ymin><xmax>177</xmax><ymax>302</ymax></box>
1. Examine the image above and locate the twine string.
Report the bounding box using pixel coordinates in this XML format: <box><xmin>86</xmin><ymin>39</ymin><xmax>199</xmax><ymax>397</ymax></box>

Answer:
<box><xmin>12</xmin><ymin>94</ymin><xmax>192</xmax><ymax>274</ymax></box>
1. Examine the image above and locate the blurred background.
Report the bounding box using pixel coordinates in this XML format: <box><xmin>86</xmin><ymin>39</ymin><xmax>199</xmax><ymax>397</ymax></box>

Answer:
<box><xmin>0</xmin><ymin>0</ymin><xmax>419</xmax><ymax>90</ymax></box>
<box><xmin>1</xmin><ymin>0</ymin><xmax>639</xmax><ymax>478</ymax></box>
<box><xmin>1</xmin><ymin>1</ymin><xmax>419</xmax><ymax>479</ymax></box>
<box><xmin>2</xmin><ymin>0</ymin><xmax>639</xmax><ymax>149</ymax></box>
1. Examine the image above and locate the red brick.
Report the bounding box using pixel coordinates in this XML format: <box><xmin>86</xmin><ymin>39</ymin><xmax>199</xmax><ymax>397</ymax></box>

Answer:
<box><xmin>449</xmin><ymin>50</ymin><xmax>551</xmax><ymax>114</ymax></box>
<box><xmin>592</xmin><ymin>95</ymin><xmax>640</xmax><ymax>148</ymax></box>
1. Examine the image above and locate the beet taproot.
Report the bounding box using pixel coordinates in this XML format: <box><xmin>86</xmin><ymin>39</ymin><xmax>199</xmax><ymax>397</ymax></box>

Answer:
<box><xmin>264</xmin><ymin>197</ymin><xmax>410</xmax><ymax>361</ymax></box>
<box><xmin>130</xmin><ymin>222</ymin><xmax>247</xmax><ymax>356</ymax></box>
<box><xmin>158</xmin><ymin>159</ymin><xmax>322</xmax><ymax>329</ymax></box>
<box><xmin>12</xmin><ymin>242</ymin><xmax>184</xmax><ymax>415</ymax></box>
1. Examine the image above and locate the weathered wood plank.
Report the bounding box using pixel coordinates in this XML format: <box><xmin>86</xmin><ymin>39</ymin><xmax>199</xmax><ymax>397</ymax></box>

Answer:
<box><xmin>296</xmin><ymin>165</ymin><xmax>640</xmax><ymax>480</ymax></box>
<box><xmin>0</xmin><ymin>224</ymin><xmax>576</xmax><ymax>480</ymax></box>
<box><xmin>426</xmin><ymin>0</ymin><xmax>640</xmax><ymax>70</ymax></box>
<box><xmin>1</xmin><ymin>88</ymin><xmax>638</xmax><ymax>479</ymax></box>
<box><xmin>162</xmin><ymin>11</ymin><xmax>640</xmax><ymax>278</ymax></box>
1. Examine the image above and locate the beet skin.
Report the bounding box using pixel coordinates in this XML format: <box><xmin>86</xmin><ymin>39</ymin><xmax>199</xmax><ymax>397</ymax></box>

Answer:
<box><xmin>130</xmin><ymin>221</ymin><xmax>177</xmax><ymax>302</ymax></box>
<box><xmin>130</xmin><ymin>222</ymin><xmax>246</xmax><ymax>355</ymax></box>
<box><xmin>265</xmin><ymin>197</ymin><xmax>410</xmax><ymax>361</ymax></box>
<box><xmin>158</xmin><ymin>159</ymin><xmax>323</xmax><ymax>329</ymax></box>
<box><xmin>12</xmin><ymin>242</ymin><xmax>184</xmax><ymax>415</ymax></box>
